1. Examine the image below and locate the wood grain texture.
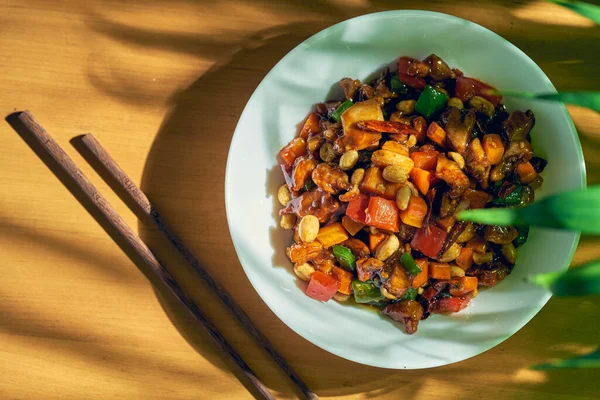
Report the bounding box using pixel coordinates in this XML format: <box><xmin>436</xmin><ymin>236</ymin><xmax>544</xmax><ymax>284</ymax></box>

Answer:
<box><xmin>7</xmin><ymin>111</ymin><xmax>274</xmax><ymax>400</ymax></box>
<box><xmin>78</xmin><ymin>133</ymin><xmax>315</xmax><ymax>400</ymax></box>
<box><xmin>0</xmin><ymin>1</ymin><xmax>599</xmax><ymax>399</ymax></box>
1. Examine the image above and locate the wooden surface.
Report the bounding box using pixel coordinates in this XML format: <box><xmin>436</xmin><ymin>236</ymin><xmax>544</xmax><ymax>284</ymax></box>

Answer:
<box><xmin>1</xmin><ymin>1</ymin><xmax>599</xmax><ymax>399</ymax></box>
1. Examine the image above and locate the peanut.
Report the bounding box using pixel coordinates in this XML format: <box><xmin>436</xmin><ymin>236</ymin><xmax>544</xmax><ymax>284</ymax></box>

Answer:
<box><xmin>339</xmin><ymin>150</ymin><xmax>359</xmax><ymax>170</ymax></box>
<box><xmin>502</xmin><ymin>242</ymin><xmax>517</xmax><ymax>265</ymax></box>
<box><xmin>447</xmin><ymin>97</ymin><xmax>464</xmax><ymax>110</ymax></box>
<box><xmin>380</xmin><ymin>286</ymin><xmax>397</xmax><ymax>300</ymax></box>
<box><xmin>333</xmin><ymin>293</ymin><xmax>350</xmax><ymax>302</ymax></box>
<box><xmin>277</xmin><ymin>184</ymin><xmax>291</xmax><ymax>206</ymax></box>
<box><xmin>371</xmin><ymin>150</ymin><xmax>414</xmax><ymax>175</ymax></box>
<box><xmin>280</xmin><ymin>214</ymin><xmax>296</xmax><ymax>230</ymax></box>
<box><xmin>382</xmin><ymin>165</ymin><xmax>408</xmax><ymax>184</ymax></box>
<box><xmin>448</xmin><ymin>152</ymin><xmax>465</xmax><ymax>169</ymax></box>
<box><xmin>406</xmin><ymin>134</ymin><xmax>417</xmax><ymax>148</ymax></box>
<box><xmin>351</xmin><ymin>168</ymin><xmax>365</xmax><ymax>186</ymax></box>
<box><xmin>439</xmin><ymin>243</ymin><xmax>461</xmax><ymax>262</ymax></box>
<box><xmin>450</xmin><ymin>265</ymin><xmax>466</xmax><ymax>278</ymax></box>
<box><xmin>396</xmin><ymin>185</ymin><xmax>411</xmax><ymax>211</ymax></box>
<box><xmin>469</xmin><ymin>96</ymin><xmax>494</xmax><ymax>117</ymax></box>
<box><xmin>375</xmin><ymin>235</ymin><xmax>400</xmax><ymax>261</ymax></box>
<box><xmin>298</xmin><ymin>215</ymin><xmax>319</xmax><ymax>243</ymax></box>
<box><xmin>456</xmin><ymin>223</ymin><xmax>476</xmax><ymax>243</ymax></box>
<box><xmin>396</xmin><ymin>99</ymin><xmax>416</xmax><ymax>115</ymax></box>
<box><xmin>473</xmin><ymin>251</ymin><xmax>494</xmax><ymax>265</ymax></box>
<box><xmin>293</xmin><ymin>262</ymin><xmax>315</xmax><ymax>282</ymax></box>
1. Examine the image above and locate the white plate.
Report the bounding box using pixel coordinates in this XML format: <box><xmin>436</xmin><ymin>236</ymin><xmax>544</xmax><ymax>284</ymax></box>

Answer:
<box><xmin>225</xmin><ymin>11</ymin><xmax>585</xmax><ymax>369</ymax></box>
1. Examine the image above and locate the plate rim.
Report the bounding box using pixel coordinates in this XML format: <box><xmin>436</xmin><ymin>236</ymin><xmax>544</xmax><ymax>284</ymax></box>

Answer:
<box><xmin>224</xmin><ymin>10</ymin><xmax>586</xmax><ymax>369</ymax></box>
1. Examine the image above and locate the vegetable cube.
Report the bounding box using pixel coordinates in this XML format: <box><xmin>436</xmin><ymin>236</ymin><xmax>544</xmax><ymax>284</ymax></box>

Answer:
<box><xmin>306</xmin><ymin>271</ymin><xmax>340</xmax><ymax>302</ymax></box>
<box><xmin>365</xmin><ymin>196</ymin><xmax>400</xmax><ymax>232</ymax></box>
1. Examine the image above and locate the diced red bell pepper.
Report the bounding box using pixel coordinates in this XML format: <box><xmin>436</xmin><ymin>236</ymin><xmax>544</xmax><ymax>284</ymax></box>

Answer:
<box><xmin>306</xmin><ymin>271</ymin><xmax>340</xmax><ymax>302</ymax></box>
<box><xmin>410</xmin><ymin>151</ymin><xmax>439</xmax><ymax>170</ymax></box>
<box><xmin>455</xmin><ymin>76</ymin><xmax>502</xmax><ymax>106</ymax></box>
<box><xmin>365</xmin><ymin>196</ymin><xmax>400</xmax><ymax>232</ymax></box>
<box><xmin>398</xmin><ymin>56</ymin><xmax>412</xmax><ymax>74</ymax></box>
<box><xmin>346</xmin><ymin>193</ymin><xmax>370</xmax><ymax>224</ymax></box>
<box><xmin>397</xmin><ymin>57</ymin><xmax>426</xmax><ymax>89</ymax></box>
<box><xmin>411</xmin><ymin>225</ymin><xmax>447</xmax><ymax>259</ymax></box>
<box><xmin>434</xmin><ymin>297</ymin><xmax>471</xmax><ymax>313</ymax></box>
<box><xmin>399</xmin><ymin>73</ymin><xmax>426</xmax><ymax>90</ymax></box>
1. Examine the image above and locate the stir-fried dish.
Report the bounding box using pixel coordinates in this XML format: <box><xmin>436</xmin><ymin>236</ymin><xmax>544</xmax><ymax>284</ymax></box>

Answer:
<box><xmin>276</xmin><ymin>54</ymin><xmax>547</xmax><ymax>334</ymax></box>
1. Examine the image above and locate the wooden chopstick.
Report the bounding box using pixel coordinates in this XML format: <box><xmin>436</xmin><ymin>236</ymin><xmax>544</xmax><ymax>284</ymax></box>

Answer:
<box><xmin>8</xmin><ymin>111</ymin><xmax>275</xmax><ymax>400</ymax></box>
<box><xmin>79</xmin><ymin>133</ymin><xmax>318</xmax><ymax>400</ymax></box>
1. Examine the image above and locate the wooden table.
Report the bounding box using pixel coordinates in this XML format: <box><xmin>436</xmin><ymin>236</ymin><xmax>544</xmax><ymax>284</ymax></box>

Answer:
<box><xmin>1</xmin><ymin>1</ymin><xmax>599</xmax><ymax>399</ymax></box>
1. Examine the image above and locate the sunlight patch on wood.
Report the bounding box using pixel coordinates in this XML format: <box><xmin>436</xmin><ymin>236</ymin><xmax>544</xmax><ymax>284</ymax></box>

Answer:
<box><xmin>512</xmin><ymin>2</ymin><xmax>595</xmax><ymax>27</ymax></box>
<box><xmin>512</xmin><ymin>368</ymin><xmax>547</xmax><ymax>384</ymax></box>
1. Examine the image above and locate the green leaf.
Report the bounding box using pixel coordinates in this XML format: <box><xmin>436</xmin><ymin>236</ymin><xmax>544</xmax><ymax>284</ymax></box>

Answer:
<box><xmin>500</xmin><ymin>90</ymin><xmax>600</xmax><ymax>112</ymax></box>
<box><xmin>546</xmin><ymin>0</ymin><xmax>600</xmax><ymax>25</ymax></box>
<box><xmin>526</xmin><ymin>259</ymin><xmax>600</xmax><ymax>296</ymax></box>
<box><xmin>532</xmin><ymin>349</ymin><xmax>600</xmax><ymax>370</ymax></box>
<box><xmin>457</xmin><ymin>186</ymin><xmax>600</xmax><ymax>234</ymax></box>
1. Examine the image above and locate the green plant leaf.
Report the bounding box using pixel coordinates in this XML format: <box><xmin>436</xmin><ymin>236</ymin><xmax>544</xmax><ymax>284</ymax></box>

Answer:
<box><xmin>526</xmin><ymin>259</ymin><xmax>600</xmax><ymax>296</ymax></box>
<box><xmin>458</xmin><ymin>187</ymin><xmax>600</xmax><ymax>233</ymax></box>
<box><xmin>546</xmin><ymin>0</ymin><xmax>600</xmax><ymax>25</ymax></box>
<box><xmin>500</xmin><ymin>90</ymin><xmax>600</xmax><ymax>112</ymax></box>
<box><xmin>532</xmin><ymin>349</ymin><xmax>600</xmax><ymax>370</ymax></box>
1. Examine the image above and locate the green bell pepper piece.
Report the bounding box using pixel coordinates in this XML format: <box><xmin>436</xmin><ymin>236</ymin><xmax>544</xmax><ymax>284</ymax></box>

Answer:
<box><xmin>415</xmin><ymin>85</ymin><xmax>448</xmax><ymax>118</ymax></box>
<box><xmin>513</xmin><ymin>226</ymin><xmax>529</xmax><ymax>247</ymax></box>
<box><xmin>398</xmin><ymin>287</ymin><xmax>418</xmax><ymax>301</ymax></box>
<box><xmin>303</xmin><ymin>179</ymin><xmax>316</xmax><ymax>192</ymax></box>
<box><xmin>352</xmin><ymin>280</ymin><xmax>385</xmax><ymax>304</ymax></box>
<box><xmin>331</xmin><ymin>99</ymin><xmax>353</xmax><ymax>122</ymax></box>
<box><xmin>332</xmin><ymin>245</ymin><xmax>356</xmax><ymax>271</ymax></box>
<box><xmin>390</xmin><ymin>75</ymin><xmax>407</xmax><ymax>94</ymax></box>
<box><xmin>400</xmin><ymin>252</ymin><xmax>422</xmax><ymax>276</ymax></box>
<box><xmin>492</xmin><ymin>184</ymin><xmax>523</xmax><ymax>206</ymax></box>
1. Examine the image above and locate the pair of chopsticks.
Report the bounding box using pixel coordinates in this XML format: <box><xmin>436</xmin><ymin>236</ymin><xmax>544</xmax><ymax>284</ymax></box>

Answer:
<box><xmin>8</xmin><ymin>111</ymin><xmax>317</xmax><ymax>400</ymax></box>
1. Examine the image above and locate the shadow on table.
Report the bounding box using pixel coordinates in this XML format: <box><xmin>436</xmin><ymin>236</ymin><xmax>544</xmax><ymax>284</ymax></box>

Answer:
<box><xmin>82</xmin><ymin>1</ymin><xmax>600</xmax><ymax>398</ymax></box>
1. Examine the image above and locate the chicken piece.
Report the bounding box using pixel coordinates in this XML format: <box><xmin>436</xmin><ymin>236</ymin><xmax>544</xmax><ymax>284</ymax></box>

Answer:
<box><xmin>502</xmin><ymin>110</ymin><xmax>535</xmax><ymax>142</ymax></box>
<box><xmin>382</xmin><ymin>263</ymin><xmax>411</xmax><ymax>298</ymax></box>
<box><xmin>316</xmin><ymin>101</ymin><xmax>342</xmax><ymax>119</ymax></box>
<box><xmin>342</xmin><ymin>237</ymin><xmax>371</xmax><ymax>259</ymax></box>
<box><xmin>339</xmin><ymin>78</ymin><xmax>361</xmax><ymax>100</ymax></box>
<box><xmin>374</xmin><ymin>79</ymin><xmax>395</xmax><ymax>99</ymax></box>
<box><xmin>356</xmin><ymin>120</ymin><xmax>418</xmax><ymax>136</ymax></box>
<box><xmin>435</xmin><ymin>154</ymin><xmax>469</xmax><ymax>198</ymax></box>
<box><xmin>442</xmin><ymin>107</ymin><xmax>473</xmax><ymax>155</ymax></box>
<box><xmin>397</xmin><ymin>223</ymin><xmax>416</xmax><ymax>242</ymax></box>
<box><xmin>490</xmin><ymin>140</ymin><xmax>534</xmax><ymax>182</ymax></box>
<box><xmin>465</xmin><ymin>138</ymin><xmax>491</xmax><ymax>189</ymax></box>
<box><xmin>356</xmin><ymin>84</ymin><xmax>376</xmax><ymax>101</ymax></box>
<box><xmin>291</xmin><ymin>156</ymin><xmax>318</xmax><ymax>192</ymax></box>
<box><xmin>335</xmin><ymin>99</ymin><xmax>384</xmax><ymax>152</ymax></box>
<box><xmin>280</xmin><ymin>188</ymin><xmax>341</xmax><ymax>223</ymax></box>
<box><xmin>311</xmin><ymin>163</ymin><xmax>352</xmax><ymax>194</ymax></box>
<box><xmin>287</xmin><ymin>242</ymin><xmax>323</xmax><ymax>264</ymax></box>
<box><xmin>356</xmin><ymin>257</ymin><xmax>384</xmax><ymax>282</ymax></box>
<box><xmin>382</xmin><ymin>300</ymin><xmax>424</xmax><ymax>334</ymax></box>
<box><xmin>311</xmin><ymin>248</ymin><xmax>336</xmax><ymax>274</ymax></box>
